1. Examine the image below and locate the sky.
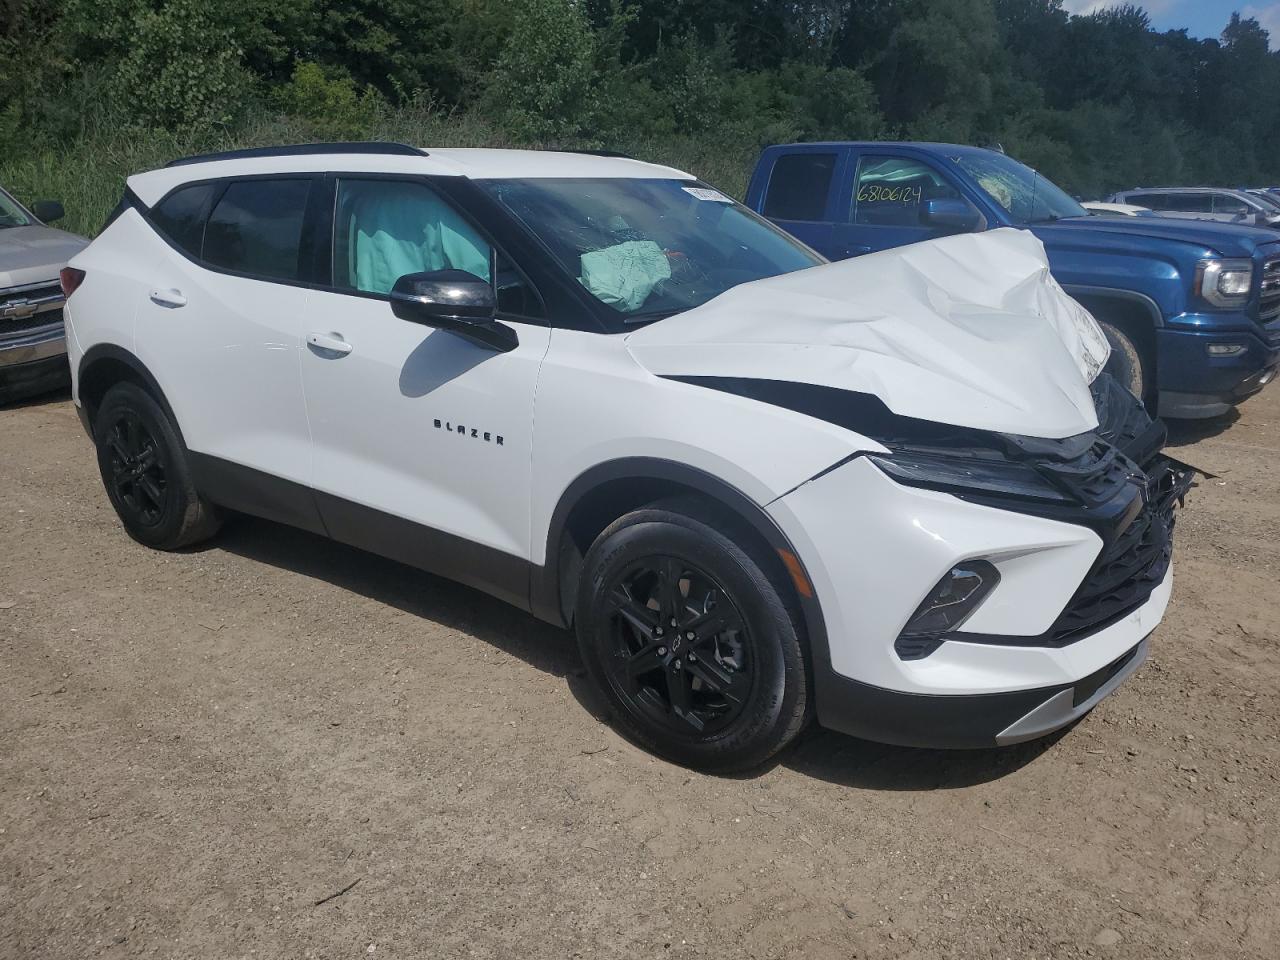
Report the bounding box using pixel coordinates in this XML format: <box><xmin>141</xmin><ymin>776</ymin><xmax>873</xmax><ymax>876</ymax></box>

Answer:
<box><xmin>1061</xmin><ymin>1</ymin><xmax>1280</xmax><ymax>42</ymax></box>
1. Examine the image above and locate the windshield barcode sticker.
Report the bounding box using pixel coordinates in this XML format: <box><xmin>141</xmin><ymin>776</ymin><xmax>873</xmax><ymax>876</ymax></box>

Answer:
<box><xmin>682</xmin><ymin>186</ymin><xmax>733</xmax><ymax>203</ymax></box>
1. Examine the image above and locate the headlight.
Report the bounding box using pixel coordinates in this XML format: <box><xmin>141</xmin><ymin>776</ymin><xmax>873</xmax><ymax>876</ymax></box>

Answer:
<box><xmin>1196</xmin><ymin>258</ymin><xmax>1253</xmax><ymax>308</ymax></box>
<box><xmin>867</xmin><ymin>450</ymin><xmax>1072</xmax><ymax>504</ymax></box>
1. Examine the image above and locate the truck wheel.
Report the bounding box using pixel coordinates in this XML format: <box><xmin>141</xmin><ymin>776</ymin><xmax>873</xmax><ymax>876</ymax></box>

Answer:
<box><xmin>1099</xmin><ymin>321</ymin><xmax>1149</xmax><ymax>401</ymax></box>
<box><xmin>93</xmin><ymin>382</ymin><xmax>222</xmax><ymax>550</ymax></box>
<box><xmin>575</xmin><ymin>500</ymin><xmax>810</xmax><ymax>772</ymax></box>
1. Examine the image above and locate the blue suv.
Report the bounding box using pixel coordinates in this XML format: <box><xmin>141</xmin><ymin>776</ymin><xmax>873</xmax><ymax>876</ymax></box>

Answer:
<box><xmin>746</xmin><ymin>143</ymin><xmax>1280</xmax><ymax>418</ymax></box>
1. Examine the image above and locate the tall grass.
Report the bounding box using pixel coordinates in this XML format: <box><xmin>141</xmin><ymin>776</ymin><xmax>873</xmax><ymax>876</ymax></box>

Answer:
<box><xmin>0</xmin><ymin>102</ymin><xmax>760</xmax><ymax>239</ymax></box>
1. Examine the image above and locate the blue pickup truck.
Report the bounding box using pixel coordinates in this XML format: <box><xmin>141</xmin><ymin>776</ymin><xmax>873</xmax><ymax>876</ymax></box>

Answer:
<box><xmin>745</xmin><ymin>143</ymin><xmax>1280</xmax><ymax>418</ymax></box>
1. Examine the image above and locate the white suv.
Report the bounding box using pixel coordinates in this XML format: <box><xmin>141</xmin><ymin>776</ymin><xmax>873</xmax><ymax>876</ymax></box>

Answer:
<box><xmin>64</xmin><ymin>143</ymin><xmax>1192</xmax><ymax>770</ymax></box>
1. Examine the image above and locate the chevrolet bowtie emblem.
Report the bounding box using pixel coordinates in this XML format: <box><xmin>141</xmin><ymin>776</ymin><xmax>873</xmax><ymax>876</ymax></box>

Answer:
<box><xmin>1</xmin><ymin>299</ymin><xmax>40</xmax><ymax>319</ymax></box>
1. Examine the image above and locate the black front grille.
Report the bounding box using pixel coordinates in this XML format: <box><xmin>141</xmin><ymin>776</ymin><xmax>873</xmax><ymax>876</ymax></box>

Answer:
<box><xmin>1259</xmin><ymin>258</ymin><xmax>1280</xmax><ymax>324</ymax></box>
<box><xmin>0</xmin><ymin>282</ymin><xmax>64</xmax><ymax>339</ymax></box>
<box><xmin>1042</xmin><ymin>458</ymin><xmax>1193</xmax><ymax>646</ymax></box>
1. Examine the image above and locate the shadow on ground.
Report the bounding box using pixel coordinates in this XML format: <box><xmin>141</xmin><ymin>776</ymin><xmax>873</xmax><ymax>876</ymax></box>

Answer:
<box><xmin>209</xmin><ymin>513</ymin><xmax>1060</xmax><ymax>792</ymax></box>
<box><xmin>1164</xmin><ymin>409</ymin><xmax>1240</xmax><ymax>445</ymax></box>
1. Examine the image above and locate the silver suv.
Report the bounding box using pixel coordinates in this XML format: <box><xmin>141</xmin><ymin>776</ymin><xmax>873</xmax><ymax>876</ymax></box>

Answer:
<box><xmin>1108</xmin><ymin>186</ymin><xmax>1280</xmax><ymax>229</ymax></box>
<box><xmin>0</xmin><ymin>186</ymin><xmax>88</xmax><ymax>403</ymax></box>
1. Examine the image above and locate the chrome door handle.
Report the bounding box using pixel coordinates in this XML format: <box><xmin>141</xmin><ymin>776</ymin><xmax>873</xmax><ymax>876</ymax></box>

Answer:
<box><xmin>307</xmin><ymin>332</ymin><xmax>353</xmax><ymax>356</ymax></box>
<box><xmin>149</xmin><ymin>288</ymin><xmax>187</xmax><ymax>308</ymax></box>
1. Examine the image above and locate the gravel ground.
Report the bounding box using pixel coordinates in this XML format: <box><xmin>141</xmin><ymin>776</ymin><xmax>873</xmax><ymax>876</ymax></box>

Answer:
<box><xmin>1</xmin><ymin>386</ymin><xmax>1277</xmax><ymax>960</ymax></box>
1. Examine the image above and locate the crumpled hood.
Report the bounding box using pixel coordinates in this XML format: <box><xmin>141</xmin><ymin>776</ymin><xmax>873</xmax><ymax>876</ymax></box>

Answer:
<box><xmin>626</xmin><ymin>228</ymin><xmax>1110</xmax><ymax>440</ymax></box>
<box><xmin>0</xmin><ymin>224</ymin><xmax>89</xmax><ymax>288</ymax></box>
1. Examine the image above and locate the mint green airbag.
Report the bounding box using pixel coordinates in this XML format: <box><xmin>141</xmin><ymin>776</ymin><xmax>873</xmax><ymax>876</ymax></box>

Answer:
<box><xmin>579</xmin><ymin>240</ymin><xmax>671</xmax><ymax>312</ymax></box>
<box><xmin>346</xmin><ymin>183</ymin><xmax>490</xmax><ymax>294</ymax></box>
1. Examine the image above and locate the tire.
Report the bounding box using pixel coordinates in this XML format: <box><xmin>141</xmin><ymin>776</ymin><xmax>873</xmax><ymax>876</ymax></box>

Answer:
<box><xmin>575</xmin><ymin>499</ymin><xmax>810</xmax><ymax>772</ymax></box>
<box><xmin>93</xmin><ymin>381</ymin><xmax>221</xmax><ymax>550</ymax></box>
<box><xmin>1099</xmin><ymin>321</ymin><xmax>1149</xmax><ymax>402</ymax></box>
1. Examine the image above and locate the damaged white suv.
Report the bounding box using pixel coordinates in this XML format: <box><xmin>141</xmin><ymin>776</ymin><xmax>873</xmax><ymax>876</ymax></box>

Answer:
<box><xmin>64</xmin><ymin>144</ymin><xmax>1193</xmax><ymax>770</ymax></box>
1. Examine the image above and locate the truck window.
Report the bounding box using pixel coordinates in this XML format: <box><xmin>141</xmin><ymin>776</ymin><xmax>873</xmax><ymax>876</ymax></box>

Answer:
<box><xmin>762</xmin><ymin>153</ymin><xmax>836</xmax><ymax>222</ymax></box>
<box><xmin>1132</xmin><ymin>193</ymin><xmax>1169</xmax><ymax>210</ymax></box>
<box><xmin>852</xmin><ymin>157</ymin><xmax>960</xmax><ymax>226</ymax></box>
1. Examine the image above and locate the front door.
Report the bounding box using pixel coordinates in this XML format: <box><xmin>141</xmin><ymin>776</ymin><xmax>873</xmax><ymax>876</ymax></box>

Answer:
<box><xmin>300</xmin><ymin>176</ymin><xmax>550</xmax><ymax>605</ymax></box>
<box><xmin>833</xmin><ymin>153</ymin><xmax>967</xmax><ymax>257</ymax></box>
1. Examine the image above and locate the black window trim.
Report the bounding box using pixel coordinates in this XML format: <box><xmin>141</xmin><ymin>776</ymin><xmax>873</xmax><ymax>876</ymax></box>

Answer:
<box><xmin>849</xmin><ymin>153</ymin><xmax>965</xmax><ymax>228</ymax></box>
<box><xmin>319</xmin><ymin>171</ymin><xmax>549</xmax><ymax>326</ymax></box>
<box><xmin>145</xmin><ymin>173</ymin><xmax>326</xmax><ymax>290</ymax></box>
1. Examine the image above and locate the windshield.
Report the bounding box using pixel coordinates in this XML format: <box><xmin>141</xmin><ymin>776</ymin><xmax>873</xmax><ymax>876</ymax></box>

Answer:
<box><xmin>479</xmin><ymin>178</ymin><xmax>824</xmax><ymax>322</ymax></box>
<box><xmin>1250</xmin><ymin>191</ymin><xmax>1280</xmax><ymax>213</ymax></box>
<box><xmin>950</xmin><ymin>152</ymin><xmax>1087</xmax><ymax>224</ymax></box>
<box><xmin>0</xmin><ymin>188</ymin><xmax>32</xmax><ymax>229</ymax></box>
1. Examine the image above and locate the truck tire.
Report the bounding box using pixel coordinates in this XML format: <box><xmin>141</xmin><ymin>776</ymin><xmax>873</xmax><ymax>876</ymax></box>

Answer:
<box><xmin>1099</xmin><ymin>321</ymin><xmax>1149</xmax><ymax>402</ymax></box>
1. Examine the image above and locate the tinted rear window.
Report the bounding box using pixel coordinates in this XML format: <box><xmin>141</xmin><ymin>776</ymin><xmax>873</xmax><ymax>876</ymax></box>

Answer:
<box><xmin>203</xmin><ymin>179</ymin><xmax>311</xmax><ymax>281</ymax></box>
<box><xmin>151</xmin><ymin>183</ymin><xmax>217</xmax><ymax>256</ymax></box>
<box><xmin>762</xmin><ymin>153</ymin><xmax>836</xmax><ymax>222</ymax></box>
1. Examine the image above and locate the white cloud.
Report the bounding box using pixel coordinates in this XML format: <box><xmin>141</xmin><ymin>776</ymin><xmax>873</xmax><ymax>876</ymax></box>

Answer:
<box><xmin>1061</xmin><ymin>0</ymin><xmax>1176</xmax><ymax>16</ymax></box>
<box><xmin>1241</xmin><ymin>4</ymin><xmax>1280</xmax><ymax>40</ymax></box>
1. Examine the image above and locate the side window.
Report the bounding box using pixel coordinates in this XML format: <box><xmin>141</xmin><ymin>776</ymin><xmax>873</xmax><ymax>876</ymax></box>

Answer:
<box><xmin>852</xmin><ymin>156</ymin><xmax>961</xmax><ymax>226</ymax></box>
<box><xmin>1214</xmin><ymin>194</ymin><xmax>1249</xmax><ymax>215</ymax></box>
<box><xmin>334</xmin><ymin>178</ymin><xmax>491</xmax><ymax>296</ymax></box>
<box><xmin>762</xmin><ymin>153</ymin><xmax>836</xmax><ymax>222</ymax></box>
<box><xmin>1168</xmin><ymin>193</ymin><xmax>1212</xmax><ymax>213</ymax></box>
<box><xmin>151</xmin><ymin>183</ymin><xmax>217</xmax><ymax>257</ymax></box>
<box><xmin>203</xmin><ymin>179</ymin><xmax>311</xmax><ymax>281</ymax></box>
<box><xmin>1133</xmin><ymin>193</ymin><xmax>1167</xmax><ymax>210</ymax></box>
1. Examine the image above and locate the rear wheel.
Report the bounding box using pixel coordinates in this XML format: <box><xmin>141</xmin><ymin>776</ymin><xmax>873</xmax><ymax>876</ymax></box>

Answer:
<box><xmin>575</xmin><ymin>501</ymin><xmax>809</xmax><ymax>772</ymax></box>
<box><xmin>93</xmin><ymin>382</ymin><xmax>221</xmax><ymax>549</ymax></box>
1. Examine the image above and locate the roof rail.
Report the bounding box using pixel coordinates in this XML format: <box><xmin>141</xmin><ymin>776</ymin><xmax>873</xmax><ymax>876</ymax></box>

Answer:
<box><xmin>165</xmin><ymin>142</ymin><xmax>426</xmax><ymax>168</ymax></box>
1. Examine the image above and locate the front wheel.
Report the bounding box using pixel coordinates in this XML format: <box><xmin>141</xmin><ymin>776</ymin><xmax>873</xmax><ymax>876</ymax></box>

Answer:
<box><xmin>575</xmin><ymin>501</ymin><xmax>810</xmax><ymax>772</ymax></box>
<box><xmin>1099</xmin><ymin>321</ymin><xmax>1149</xmax><ymax>402</ymax></box>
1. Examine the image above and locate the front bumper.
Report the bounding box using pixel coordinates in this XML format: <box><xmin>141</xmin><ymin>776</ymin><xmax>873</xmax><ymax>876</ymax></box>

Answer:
<box><xmin>0</xmin><ymin>324</ymin><xmax>69</xmax><ymax>403</ymax></box>
<box><xmin>769</xmin><ymin>452</ymin><xmax>1183</xmax><ymax>748</ymax></box>
<box><xmin>1156</xmin><ymin>318</ymin><xmax>1280</xmax><ymax>418</ymax></box>
<box><xmin>815</xmin><ymin>635</ymin><xmax>1151</xmax><ymax>749</ymax></box>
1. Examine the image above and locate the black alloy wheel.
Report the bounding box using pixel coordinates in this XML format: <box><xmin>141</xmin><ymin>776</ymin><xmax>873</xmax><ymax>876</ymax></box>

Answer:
<box><xmin>93</xmin><ymin>381</ymin><xmax>222</xmax><ymax>549</ymax></box>
<box><xmin>103</xmin><ymin>409</ymin><xmax>169</xmax><ymax>528</ymax></box>
<box><xmin>576</xmin><ymin>499</ymin><xmax>810</xmax><ymax>772</ymax></box>
<box><xmin>602</xmin><ymin>555</ymin><xmax>756</xmax><ymax>738</ymax></box>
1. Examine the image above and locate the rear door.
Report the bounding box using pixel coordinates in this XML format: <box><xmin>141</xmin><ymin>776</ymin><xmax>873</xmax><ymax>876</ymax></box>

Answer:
<box><xmin>757</xmin><ymin>149</ymin><xmax>844</xmax><ymax>256</ymax></box>
<box><xmin>834</xmin><ymin>151</ymin><xmax>969</xmax><ymax>257</ymax></box>
<box><xmin>134</xmin><ymin>175</ymin><xmax>321</xmax><ymax>526</ymax></box>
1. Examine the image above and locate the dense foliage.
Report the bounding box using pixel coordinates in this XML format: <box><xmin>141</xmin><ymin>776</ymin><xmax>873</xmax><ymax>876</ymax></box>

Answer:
<box><xmin>2</xmin><ymin>0</ymin><xmax>1278</xmax><ymax>236</ymax></box>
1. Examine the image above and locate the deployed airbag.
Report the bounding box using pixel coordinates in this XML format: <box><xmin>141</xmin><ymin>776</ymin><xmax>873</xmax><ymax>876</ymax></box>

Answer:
<box><xmin>579</xmin><ymin>240</ymin><xmax>672</xmax><ymax>312</ymax></box>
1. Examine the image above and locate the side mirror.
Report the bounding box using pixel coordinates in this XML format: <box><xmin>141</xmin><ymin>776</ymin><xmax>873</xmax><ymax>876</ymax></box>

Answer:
<box><xmin>389</xmin><ymin>269</ymin><xmax>517</xmax><ymax>353</ymax></box>
<box><xmin>32</xmin><ymin>200</ymin><xmax>65</xmax><ymax>223</ymax></box>
<box><xmin>920</xmin><ymin>197</ymin><xmax>984</xmax><ymax>233</ymax></box>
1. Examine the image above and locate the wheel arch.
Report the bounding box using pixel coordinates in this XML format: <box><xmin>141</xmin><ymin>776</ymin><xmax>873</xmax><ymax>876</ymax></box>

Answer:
<box><xmin>1065</xmin><ymin>285</ymin><xmax>1162</xmax><ymax>389</ymax></box>
<box><xmin>78</xmin><ymin>344</ymin><xmax>178</xmax><ymax>436</ymax></box>
<box><xmin>532</xmin><ymin>457</ymin><xmax>831</xmax><ymax>673</ymax></box>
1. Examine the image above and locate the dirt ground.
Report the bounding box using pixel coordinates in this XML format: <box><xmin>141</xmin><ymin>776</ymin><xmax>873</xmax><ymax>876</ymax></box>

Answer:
<box><xmin>1</xmin><ymin>386</ymin><xmax>1277</xmax><ymax>960</ymax></box>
